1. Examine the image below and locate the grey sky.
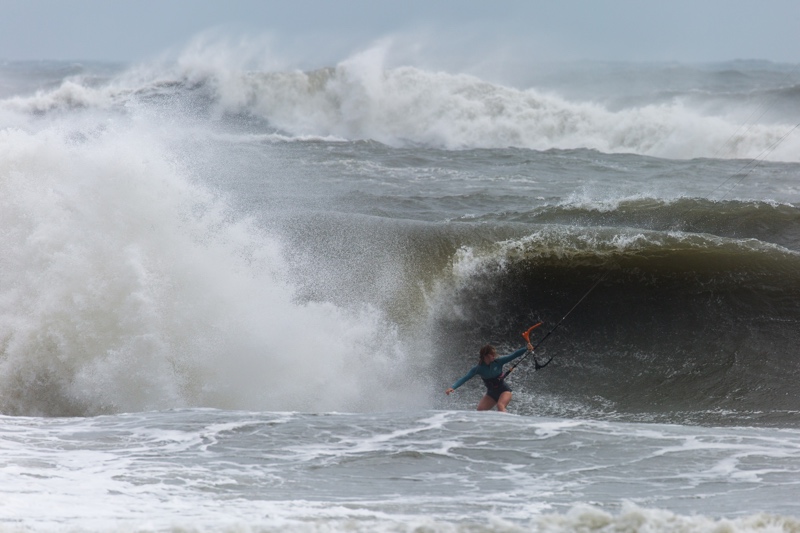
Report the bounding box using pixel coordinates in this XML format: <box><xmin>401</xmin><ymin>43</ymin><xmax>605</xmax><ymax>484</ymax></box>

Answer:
<box><xmin>1</xmin><ymin>0</ymin><xmax>799</xmax><ymax>64</ymax></box>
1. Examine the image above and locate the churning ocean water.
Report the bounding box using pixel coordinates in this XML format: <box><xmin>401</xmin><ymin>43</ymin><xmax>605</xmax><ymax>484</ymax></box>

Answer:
<box><xmin>1</xmin><ymin>43</ymin><xmax>800</xmax><ymax>531</ymax></box>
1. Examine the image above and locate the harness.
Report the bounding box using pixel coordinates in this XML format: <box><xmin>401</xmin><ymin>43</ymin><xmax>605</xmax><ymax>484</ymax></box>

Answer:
<box><xmin>481</xmin><ymin>376</ymin><xmax>506</xmax><ymax>389</ymax></box>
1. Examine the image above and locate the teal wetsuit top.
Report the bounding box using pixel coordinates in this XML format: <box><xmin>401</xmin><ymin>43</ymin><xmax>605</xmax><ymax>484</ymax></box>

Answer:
<box><xmin>450</xmin><ymin>347</ymin><xmax>528</xmax><ymax>391</ymax></box>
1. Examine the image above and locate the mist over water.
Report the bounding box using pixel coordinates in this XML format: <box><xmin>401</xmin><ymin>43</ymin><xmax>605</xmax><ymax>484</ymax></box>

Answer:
<box><xmin>0</xmin><ymin>94</ymin><xmax>426</xmax><ymax>416</ymax></box>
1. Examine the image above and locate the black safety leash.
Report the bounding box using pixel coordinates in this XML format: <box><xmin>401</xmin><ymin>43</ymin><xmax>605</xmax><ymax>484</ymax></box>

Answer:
<box><xmin>503</xmin><ymin>271</ymin><xmax>609</xmax><ymax>377</ymax></box>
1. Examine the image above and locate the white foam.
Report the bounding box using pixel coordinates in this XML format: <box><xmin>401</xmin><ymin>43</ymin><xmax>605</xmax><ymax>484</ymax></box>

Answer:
<box><xmin>0</xmin><ymin>123</ymin><xmax>427</xmax><ymax>416</ymax></box>
<box><xmin>2</xmin><ymin>410</ymin><xmax>800</xmax><ymax>531</ymax></box>
<box><xmin>4</xmin><ymin>40</ymin><xmax>798</xmax><ymax>162</ymax></box>
<box><xmin>200</xmin><ymin>41</ymin><xmax>799</xmax><ymax>161</ymax></box>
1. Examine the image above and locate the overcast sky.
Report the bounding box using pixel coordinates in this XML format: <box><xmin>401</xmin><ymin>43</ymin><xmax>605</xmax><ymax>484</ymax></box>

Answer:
<box><xmin>1</xmin><ymin>0</ymin><xmax>799</xmax><ymax>65</ymax></box>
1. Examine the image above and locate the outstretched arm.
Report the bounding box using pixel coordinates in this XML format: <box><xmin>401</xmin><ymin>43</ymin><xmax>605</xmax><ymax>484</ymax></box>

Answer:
<box><xmin>445</xmin><ymin>366</ymin><xmax>478</xmax><ymax>395</ymax></box>
<box><xmin>496</xmin><ymin>343</ymin><xmax>534</xmax><ymax>365</ymax></box>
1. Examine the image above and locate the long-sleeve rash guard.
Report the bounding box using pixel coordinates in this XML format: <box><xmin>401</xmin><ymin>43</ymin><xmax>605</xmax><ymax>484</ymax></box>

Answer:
<box><xmin>450</xmin><ymin>347</ymin><xmax>528</xmax><ymax>390</ymax></box>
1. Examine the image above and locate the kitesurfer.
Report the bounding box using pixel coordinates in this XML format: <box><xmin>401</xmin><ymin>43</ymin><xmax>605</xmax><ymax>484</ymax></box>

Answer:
<box><xmin>445</xmin><ymin>341</ymin><xmax>533</xmax><ymax>412</ymax></box>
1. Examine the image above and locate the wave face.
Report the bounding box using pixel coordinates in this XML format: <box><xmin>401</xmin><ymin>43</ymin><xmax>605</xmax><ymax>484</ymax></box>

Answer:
<box><xmin>1</xmin><ymin>49</ymin><xmax>799</xmax><ymax>424</ymax></box>
<box><xmin>428</xmin><ymin>220</ymin><xmax>800</xmax><ymax>426</ymax></box>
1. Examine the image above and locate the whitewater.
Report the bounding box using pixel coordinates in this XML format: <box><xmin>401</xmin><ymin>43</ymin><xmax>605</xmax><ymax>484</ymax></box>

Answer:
<box><xmin>1</xmin><ymin>41</ymin><xmax>799</xmax><ymax>531</ymax></box>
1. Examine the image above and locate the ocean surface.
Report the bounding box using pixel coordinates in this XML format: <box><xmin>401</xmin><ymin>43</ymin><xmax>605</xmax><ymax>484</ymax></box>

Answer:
<box><xmin>1</xmin><ymin>46</ymin><xmax>800</xmax><ymax>531</ymax></box>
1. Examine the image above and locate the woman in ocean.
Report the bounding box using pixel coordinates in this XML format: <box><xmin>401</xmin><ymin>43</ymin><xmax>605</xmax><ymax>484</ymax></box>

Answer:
<box><xmin>445</xmin><ymin>341</ymin><xmax>534</xmax><ymax>412</ymax></box>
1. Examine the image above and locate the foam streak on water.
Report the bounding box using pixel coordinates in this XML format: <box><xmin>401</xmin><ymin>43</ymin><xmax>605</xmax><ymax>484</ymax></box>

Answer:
<box><xmin>1</xmin><ymin>410</ymin><xmax>799</xmax><ymax>531</ymax></box>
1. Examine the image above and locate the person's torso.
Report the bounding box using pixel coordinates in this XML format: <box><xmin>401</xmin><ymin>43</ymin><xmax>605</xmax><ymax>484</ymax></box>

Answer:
<box><xmin>475</xmin><ymin>361</ymin><xmax>504</xmax><ymax>380</ymax></box>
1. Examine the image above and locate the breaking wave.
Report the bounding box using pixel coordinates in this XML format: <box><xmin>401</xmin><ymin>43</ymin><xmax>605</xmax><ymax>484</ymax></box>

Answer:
<box><xmin>0</xmin><ymin>126</ymin><xmax>428</xmax><ymax>416</ymax></box>
<box><xmin>3</xmin><ymin>41</ymin><xmax>799</xmax><ymax>161</ymax></box>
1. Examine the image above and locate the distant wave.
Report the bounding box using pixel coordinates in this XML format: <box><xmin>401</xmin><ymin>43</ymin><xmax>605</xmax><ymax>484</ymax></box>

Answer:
<box><xmin>227</xmin><ymin>64</ymin><xmax>800</xmax><ymax>161</ymax></box>
<box><xmin>2</xmin><ymin>51</ymin><xmax>799</xmax><ymax>161</ymax></box>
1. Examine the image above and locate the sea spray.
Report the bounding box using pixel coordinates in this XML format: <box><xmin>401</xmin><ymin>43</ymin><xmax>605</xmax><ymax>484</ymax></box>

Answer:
<box><xmin>4</xmin><ymin>41</ymin><xmax>799</xmax><ymax>161</ymax></box>
<box><xmin>0</xmin><ymin>125</ymin><xmax>426</xmax><ymax>416</ymax></box>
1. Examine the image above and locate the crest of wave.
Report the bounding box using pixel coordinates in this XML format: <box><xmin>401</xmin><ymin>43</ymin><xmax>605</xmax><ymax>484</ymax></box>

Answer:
<box><xmin>2</xmin><ymin>80</ymin><xmax>117</xmax><ymax>114</ymax></box>
<box><xmin>0</xmin><ymin>125</ymin><xmax>422</xmax><ymax>416</ymax></box>
<box><xmin>178</xmin><ymin>39</ymin><xmax>797</xmax><ymax>161</ymax></box>
<box><xmin>3</xmin><ymin>36</ymin><xmax>798</xmax><ymax>161</ymax></box>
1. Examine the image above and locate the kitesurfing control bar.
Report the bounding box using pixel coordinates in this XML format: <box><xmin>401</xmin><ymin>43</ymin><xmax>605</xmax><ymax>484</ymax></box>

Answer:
<box><xmin>504</xmin><ymin>272</ymin><xmax>609</xmax><ymax>376</ymax></box>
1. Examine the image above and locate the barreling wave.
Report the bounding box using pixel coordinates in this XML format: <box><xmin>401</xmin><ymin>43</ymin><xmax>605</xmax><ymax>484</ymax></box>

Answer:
<box><xmin>2</xmin><ymin>43</ymin><xmax>799</xmax><ymax>161</ymax></box>
<box><xmin>269</xmin><ymin>193</ymin><xmax>800</xmax><ymax>426</ymax></box>
<box><xmin>427</xmin><ymin>222</ymin><xmax>800</xmax><ymax>426</ymax></box>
